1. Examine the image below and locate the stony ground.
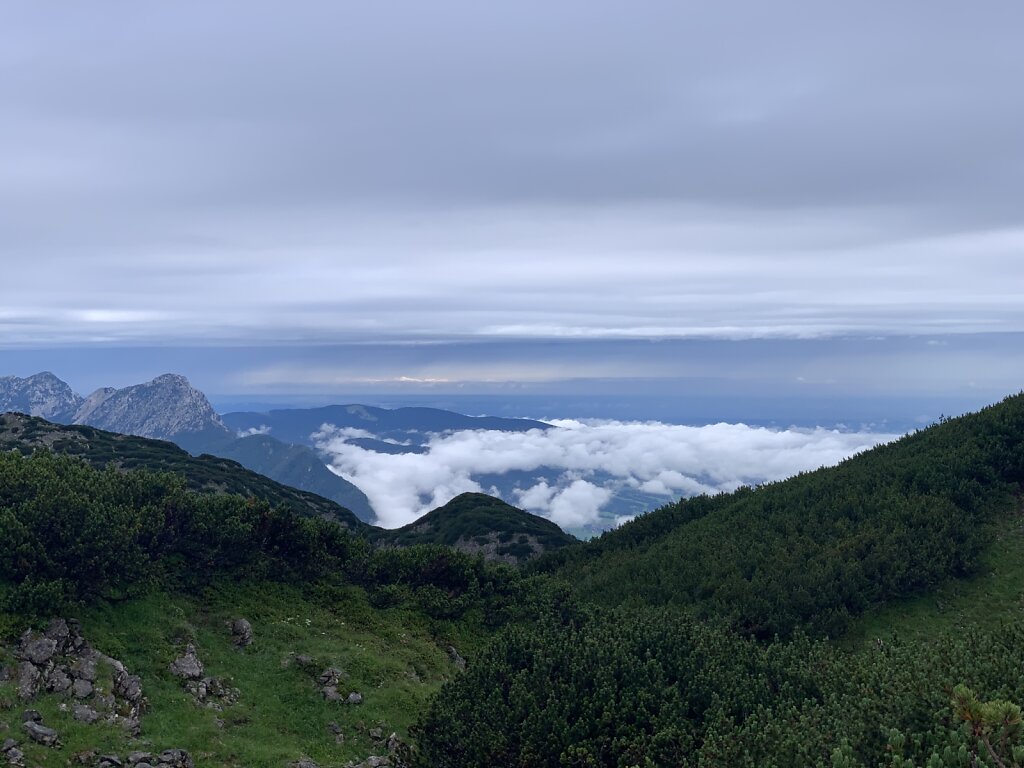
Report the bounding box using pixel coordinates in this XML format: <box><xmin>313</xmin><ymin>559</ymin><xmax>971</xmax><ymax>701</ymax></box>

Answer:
<box><xmin>0</xmin><ymin>582</ymin><xmax>476</xmax><ymax>768</ymax></box>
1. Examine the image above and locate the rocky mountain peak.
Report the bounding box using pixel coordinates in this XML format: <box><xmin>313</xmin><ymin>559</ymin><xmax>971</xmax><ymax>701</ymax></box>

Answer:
<box><xmin>0</xmin><ymin>371</ymin><xmax>83</xmax><ymax>421</ymax></box>
<box><xmin>152</xmin><ymin>373</ymin><xmax>191</xmax><ymax>386</ymax></box>
<box><xmin>71</xmin><ymin>374</ymin><xmax>230</xmax><ymax>443</ymax></box>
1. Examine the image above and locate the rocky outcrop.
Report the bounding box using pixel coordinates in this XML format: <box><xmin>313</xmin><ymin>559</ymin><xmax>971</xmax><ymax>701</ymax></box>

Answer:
<box><xmin>83</xmin><ymin>749</ymin><xmax>194</xmax><ymax>768</ymax></box>
<box><xmin>183</xmin><ymin>676</ymin><xmax>240</xmax><ymax>709</ymax></box>
<box><xmin>340</xmin><ymin>724</ymin><xmax>409</xmax><ymax>768</ymax></box>
<box><xmin>317</xmin><ymin>667</ymin><xmax>344</xmax><ymax>701</ymax></box>
<box><xmin>168</xmin><ymin>645</ymin><xmax>203</xmax><ymax>680</ymax></box>
<box><xmin>169</xmin><ymin>644</ymin><xmax>239</xmax><ymax>710</ymax></box>
<box><xmin>0</xmin><ymin>372</ymin><xmax>82</xmax><ymax>421</ymax></box>
<box><xmin>2</xmin><ymin>620</ymin><xmax>201</xmax><ymax>766</ymax></box>
<box><xmin>446</xmin><ymin>645</ymin><xmax>466</xmax><ymax>671</ymax></box>
<box><xmin>8</xmin><ymin>619</ymin><xmax>146</xmax><ymax>736</ymax></box>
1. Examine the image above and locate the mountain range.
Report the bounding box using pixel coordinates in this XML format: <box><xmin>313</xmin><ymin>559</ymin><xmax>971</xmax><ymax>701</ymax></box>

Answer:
<box><xmin>0</xmin><ymin>371</ymin><xmax>578</xmax><ymax>562</ymax></box>
<box><xmin>222</xmin><ymin>404</ymin><xmax>550</xmax><ymax>450</ymax></box>
<box><xmin>1</xmin><ymin>372</ymin><xmax>573</xmax><ymax>527</ymax></box>
<box><xmin>1</xmin><ymin>372</ymin><xmax>376</xmax><ymax>520</ymax></box>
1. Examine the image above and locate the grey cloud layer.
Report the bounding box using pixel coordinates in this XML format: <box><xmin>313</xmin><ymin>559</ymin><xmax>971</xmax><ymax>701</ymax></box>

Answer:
<box><xmin>3</xmin><ymin>2</ymin><xmax>1023</xmax><ymax>345</ymax></box>
<box><xmin>315</xmin><ymin>419</ymin><xmax>895</xmax><ymax>528</ymax></box>
<box><xmin>2</xmin><ymin>207</ymin><xmax>1023</xmax><ymax>345</ymax></box>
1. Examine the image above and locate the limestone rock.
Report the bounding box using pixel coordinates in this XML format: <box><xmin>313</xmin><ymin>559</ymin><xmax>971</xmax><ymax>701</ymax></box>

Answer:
<box><xmin>327</xmin><ymin>721</ymin><xmax>344</xmax><ymax>745</ymax></box>
<box><xmin>156</xmin><ymin>748</ymin><xmax>194</xmax><ymax>768</ymax></box>
<box><xmin>72</xmin><ymin>705</ymin><xmax>100</xmax><ymax>724</ymax></box>
<box><xmin>47</xmin><ymin>666</ymin><xmax>72</xmax><ymax>694</ymax></box>
<box><xmin>347</xmin><ymin>757</ymin><xmax>390</xmax><ymax>768</ymax></box>
<box><xmin>114</xmin><ymin>669</ymin><xmax>144</xmax><ymax>704</ymax></box>
<box><xmin>230</xmin><ymin>619</ymin><xmax>253</xmax><ymax>648</ymax></box>
<box><xmin>22</xmin><ymin>720</ymin><xmax>59</xmax><ymax>747</ymax></box>
<box><xmin>15</xmin><ymin>664</ymin><xmax>40</xmax><ymax>701</ymax></box>
<box><xmin>387</xmin><ymin>733</ymin><xmax>402</xmax><ymax>753</ymax></box>
<box><xmin>19</xmin><ymin>636</ymin><xmax>57</xmax><ymax>666</ymax></box>
<box><xmin>43</xmin><ymin>619</ymin><xmax>71</xmax><ymax>653</ymax></box>
<box><xmin>71</xmin><ymin>655</ymin><xmax>97</xmax><ymax>682</ymax></box>
<box><xmin>317</xmin><ymin>667</ymin><xmax>342</xmax><ymax>687</ymax></box>
<box><xmin>447</xmin><ymin>645</ymin><xmax>466</xmax><ymax>671</ymax></box>
<box><xmin>72</xmin><ymin>373</ymin><xmax>228</xmax><ymax>443</ymax></box>
<box><xmin>169</xmin><ymin>644</ymin><xmax>204</xmax><ymax>680</ymax></box>
<box><xmin>346</xmin><ymin>692</ymin><xmax>363</xmax><ymax>705</ymax></box>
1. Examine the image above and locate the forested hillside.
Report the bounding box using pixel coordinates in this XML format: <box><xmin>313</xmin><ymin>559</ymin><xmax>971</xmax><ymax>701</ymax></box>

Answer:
<box><xmin>539</xmin><ymin>392</ymin><xmax>1024</xmax><ymax>638</ymax></box>
<box><xmin>0</xmin><ymin>412</ymin><xmax>367</xmax><ymax>528</ymax></box>
<box><xmin>0</xmin><ymin>413</ymin><xmax>572</xmax><ymax>560</ymax></box>
<box><xmin>0</xmin><ymin>451</ymin><xmax>540</xmax><ymax>622</ymax></box>
<box><xmin>375</xmin><ymin>493</ymin><xmax>576</xmax><ymax>563</ymax></box>
<box><xmin>416</xmin><ymin>394</ymin><xmax>1024</xmax><ymax>767</ymax></box>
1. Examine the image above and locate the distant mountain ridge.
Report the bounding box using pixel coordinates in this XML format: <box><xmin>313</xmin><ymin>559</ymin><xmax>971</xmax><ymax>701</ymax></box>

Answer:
<box><xmin>222</xmin><ymin>404</ymin><xmax>551</xmax><ymax>449</ymax></box>
<box><xmin>0</xmin><ymin>371</ymin><xmax>375</xmax><ymax>521</ymax></box>
<box><xmin>0</xmin><ymin>372</ymin><xmax>83</xmax><ymax>421</ymax></box>
<box><xmin>0</xmin><ymin>371</ymin><xmax>228</xmax><ymax>444</ymax></box>
<box><xmin>72</xmin><ymin>373</ymin><xmax>230</xmax><ymax>451</ymax></box>
<box><xmin>0</xmin><ymin>371</ymin><xmax>582</xmax><ymax>545</ymax></box>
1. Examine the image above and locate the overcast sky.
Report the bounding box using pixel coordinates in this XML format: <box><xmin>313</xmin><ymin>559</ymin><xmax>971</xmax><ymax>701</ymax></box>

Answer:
<box><xmin>2</xmin><ymin>2</ymin><xmax>1023</xmax><ymax>399</ymax></box>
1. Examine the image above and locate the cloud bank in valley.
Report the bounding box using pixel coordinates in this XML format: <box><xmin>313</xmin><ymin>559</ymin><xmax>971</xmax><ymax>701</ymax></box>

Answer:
<box><xmin>315</xmin><ymin>420</ymin><xmax>897</xmax><ymax>529</ymax></box>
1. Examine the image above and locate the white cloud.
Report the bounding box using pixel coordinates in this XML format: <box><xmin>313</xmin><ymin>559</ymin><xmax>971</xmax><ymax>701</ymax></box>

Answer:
<box><xmin>237</xmin><ymin>424</ymin><xmax>271</xmax><ymax>437</ymax></box>
<box><xmin>544</xmin><ymin>479</ymin><xmax>613</xmax><ymax>528</ymax></box>
<box><xmin>315</xmin><ymin>419</ymin><xmax>897</xmax><ymax>529</ymax></box>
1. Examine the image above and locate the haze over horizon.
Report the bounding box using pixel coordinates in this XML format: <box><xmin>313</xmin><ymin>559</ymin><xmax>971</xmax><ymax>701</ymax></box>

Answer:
<box><xmin>3</xmin><ymin>2</ymin><xmax>1023</xmax><ymax>408</ymax></box>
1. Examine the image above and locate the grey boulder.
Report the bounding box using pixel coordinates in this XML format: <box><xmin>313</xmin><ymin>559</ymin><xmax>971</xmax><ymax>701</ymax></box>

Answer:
<box><xmin>169</xmin><ymin>645</ymin><xmax>204</xmax><ymax>680</ymax></box>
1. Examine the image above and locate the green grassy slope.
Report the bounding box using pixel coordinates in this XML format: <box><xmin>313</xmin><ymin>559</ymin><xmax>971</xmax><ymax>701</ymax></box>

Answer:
<box><xmin>0</xmin><ymin>583</ymin><xmax>469</xmax><ymax>768</ymax></box>
<box><xmin>843</xmin><ymin>495</ymin><xmax>1024</xmax><ymax>649</ymax></box>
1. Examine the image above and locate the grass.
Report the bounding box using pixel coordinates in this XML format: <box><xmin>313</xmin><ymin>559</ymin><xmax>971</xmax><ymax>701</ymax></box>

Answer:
<box><xmin>1</xmin><ymin>581</ymin><xmax>470</xmax><ymax>767</ymax></box>
<box><xmin>843</xmin><ymin>501</ymin><xmax>1024</xmax><ymax>649</ymax></box>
